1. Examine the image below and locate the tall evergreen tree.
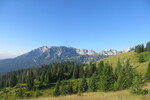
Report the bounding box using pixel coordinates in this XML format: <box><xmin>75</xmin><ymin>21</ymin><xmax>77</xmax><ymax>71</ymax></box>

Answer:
<box><xmin>45</xmin><ymin>71</ymin><xmax>51</xmax><ymax>84</ymax></box>
<box><xmin>61</xmin><ymin>81</ymin><xmax>68</xmax><ymax>95</ymax></box>
<box><xmin>9</xmin><ymin>74</ymin><xmax>17</xmax><ymax>87</ymax></box>
<box><xmin>138</xmin><ymin>55</ymin><xmax>144</xmax><ymax>63</ymax></box>
<box><xmin>146</xmin><ymin>42</ymin><xmax>150</xmax><ymax>51</ymax></box>
<box><xmin>114</xmin><ymin>59</ymin><xmax>122</xmax><ymax>80</ymax></box>
<box><xmin>114</xmin><ymin>59</ymin><xmax>134</xmax><ymax>90</ymax></box>
<box><xmin>67</xmin><ymin>83</ymin><xmax>73</xmax><ymax>94</ymax></box>
<box><xmin>145</xmin><ymin>62</ymin><xmax>150</xmax><ymax>82</ymax></box>
<box><xmin>79</xmin><ymin>66</ymin><xmax>84</xmax><ymax>78</ymax></box>
<box><xmin>79</xmin><ymin>75</ymin><xmax>88</xmax><ymax>93</ymax></box>
<box><xmin>73</xmin><ymin>66</ymin><xmax>79</xmax><ymax>79</ymax></box>
<box><xmin>26</xmin><ymin>71</ymin><xmax>34</xmax><ymax>91</ymax></box>
<box><xmin>89</xmin><ymin>63</ymin><xmax>97</xmax><ymax>77</ymax></box>
<box><xmin>97</xmin><ymin>61</ymin><xmax>104</xmax><ymax>77</ymax></box>
<box><xmin>130</xmin><ymin>74</ymin><xmax>144</xmax><ymax>94</ymax></box>
<box><xmin>53</xmin><ymin>79</ymin><xmax>60</xmax><ymax>96</ymax></box>
<box><xmin>100</xmin><ymin>62</ymin><xmax>115</xmax><ymax>91</ymax></box>
<box><xmin>89</xmin><ymin>72</ymin><xmax>98</xmax><ymax>91</ymax></box>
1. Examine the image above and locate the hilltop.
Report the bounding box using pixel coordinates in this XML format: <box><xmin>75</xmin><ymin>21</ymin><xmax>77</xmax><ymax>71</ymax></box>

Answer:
<box><xmin>95</xmin><ymin>51</ymin><xmax>150</xmax><ymax>73</ymax></box>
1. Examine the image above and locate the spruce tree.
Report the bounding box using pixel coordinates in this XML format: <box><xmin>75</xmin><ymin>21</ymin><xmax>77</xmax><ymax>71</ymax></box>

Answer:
<box><xmin>45</xmin><ymin>71</ymin><xmax>51</xmax><ymax>85</ymax></box>
<box><xmin>130</xmin><ymin>74</ymin><xmax>144</xmax><ymax>94</ymax></box>
<box><xmin>138</xmin><ymin>55</ymin><xmax>144</xmax><ymax>63</ymax></box>
<box><xmin>79</xmin><ymin>75</ymin><xmax>88</xmax><ymax>93</ymax></box>
<box><xmin>114</xmin><ymin>59</ymin><xmax>122</xmax><ymax>78</ymax></box>
<box><xmin>73</xmin><ymin>66</ymin><xmax>79</xmax><ymax>79</ymax></box>
<box><xmin>145</xmin><ymin>62</ymin><xmax>150</xmax><ymax>82</ymax></box>
<box><xmin>100</xmin><ymin>62</ymin><xmax>114</xmax><ymax>91</ymax></box>
<box><xmin>114</xmin><ymin>59</ymin><xmax>134</xmax><ymax>90</ymax></box>
<box><xmin>9</xmin><ymin>74</ymin><xmax>17</xmax><ymax>87</ymax></box>
<box><xmin>53</xmin><ymin>79</ymin><xmax>60</xmax><ymax>96</ymax></box>
<box><xmin>67</xmin><ymin>83</ymin><xmax>73</xmax><ymax>94</ymax></box>
<box><xmin>61</xmin><ymin>81</ymin><xmax>68</xmax><ymax>95</ymax></box>
<box><xmin>97</xmin><ymin>61</ymin><xmax>104</xmax><ymax>77</ymax></box>
<box><xmin>79</xmin><ymin>66</ymin><xmax>84</xmax><ymax>78</ymax></box>
<box><xmin>146</xmin><ymin>42</ymin><xmax>150</xmax><ymax>51</ymax></box>
<box><xmin>89</xmin><ymin>72</ymin><xmax>97</xmax><ymax>91</ymax></box>
<box><xmin>26</xmin><ymin>71</ymin><xmax>34</xmax><ymax>91</ymax></box>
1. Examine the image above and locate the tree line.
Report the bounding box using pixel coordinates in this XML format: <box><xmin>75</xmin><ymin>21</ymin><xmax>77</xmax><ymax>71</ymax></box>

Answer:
<box><xmin>1</xmin><ymin>59</ymin><xmax>150</xmax><ymax>98</ymax></box>
<box><xmin>135</xmin><ymin>42</ymin><xmax>150</xmax><ymax>53</ymax></box>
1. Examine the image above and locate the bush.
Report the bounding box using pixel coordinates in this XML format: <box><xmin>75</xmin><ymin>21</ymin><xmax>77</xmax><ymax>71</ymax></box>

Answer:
<box><xmin>33</xmin><ymin>90</ymin><xmax>42</xmax><ymax>97</ymax></box>
<box><xmin>140</xmin><ymin>89</ymin><xmax>149</xmax><ymax>95</ymax></box>
<box><xmin>16</xmin><ymin>88</ymin><xmax>25</xmax><ymax>98</ymax></box>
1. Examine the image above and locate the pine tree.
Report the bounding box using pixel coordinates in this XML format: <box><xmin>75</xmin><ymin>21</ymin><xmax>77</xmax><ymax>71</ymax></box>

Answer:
<box><xmin>45</xmin><ymin>71</ymin><xmax>51</xmax><ymax>85</ymax></box>
<box><xmin>67</xmin><ymin>83</ymin><xmax>73</xmax><ymax>94</ymax></box>
<box><xmin>79</xmin><ymin>66</ymin><xmax>84</xmax><ymax>78</ymax></box>
<box><xmin>146</xmin><ymin>42</ymin><xmax>150</xmax><ymax>51</ymax></box>
<box><xmin>53</xmin><ymin>79</ymin><xmax>60</xmax><ymax>96</ymax></box>
<box><xmin>26</xmin><ymin>71</ymin><xmax>34</xmax><ymax>91</ymax></box>
<box><xmin>89</xmin><ymin>72</ymin><xmax>97</xmax><ymax>91</ymax></box>
<box><xmin>89</xmin><ymin>63</ymin><xmax>97</xmax><ymax>77</ymax></box>
<box><xmin>9</xmin><ymin>74</ymin><xmax>17</xmax><ymax>87</ymax></box>
<box><xmin>100</xmin><ymin>62</ymin><xmax>114</xmax><ymax>91</ymax></box>
<box><xmin>97</xmin><ymin>61</ymin><xmax>104</xmax><ymax>77</ymax></box>
<box><xmin>114</xmin><ymin>59</ymin><xmax>134</xmax><ymax>90</ymax></box>
<box><xmin>84</xmin><ymin>66</ymin><xmax>90</xmax><ymax>78</ymax></box>
<box><xmin>73</xmin><ymin>66</ymin><xmax>79</xmax><ymax>79</ymax></box>
<box><xmin>145</xmin><ymin>62</ymin><xmax>150</xmax><ymax>82</ymax></box>
<box><xmin>130</xmin><ymin>74</ymin><xmax>144</xmax><ymax>94</ymax></box>
<box><xmin>79</xmin><ymin>75</ymin><xmax>88</xmax><ymax>93</ymax></box>
<box><xmin>138</xmin><ymin>55</ymin><xmax>144</xmax><ymax>63</ymax></box>
<box><xmin>114</xmin><ymin>59</ymin><xmax>122</xmax><ymax>79</ymax></box>
<box><xmin>61</xmin><ymin>81</ymin><xmax>68</xmax><ymax>95</ymax></box>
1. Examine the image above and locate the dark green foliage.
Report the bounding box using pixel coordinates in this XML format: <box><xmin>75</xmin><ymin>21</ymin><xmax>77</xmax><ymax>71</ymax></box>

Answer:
<box><xmin>79</xmin><ymin>66</ymin><xmax>84</xmax><ymax>78</ymax></box>
<box><xmin>26</xmin><ymin>71</ymin><xmax>34</xmax><ymax>91</ymax></box>
<box><xmin>53</xmin><ymin>79</ymin><xmax>60</xmax><ymax>96</ymax></box>
<box><xmin>100</xmin><ymin>62</ymin><xmax>115</xmax><ymax>91</ymax></box>
<box><xmin>138</xmin><ymin>55</ymin><xmax>144</xmax><ymax>63</ymax></box>
<box><xmin>135</xmin><ymin>44</ymin><xmax>144</xmax><ymax>53</ymax></box>
<box><xmin>114</xmin><ymin>59</ymin><xmax>122</xmax><ymax>77</ymax></box>
<box><xmin>114</xmin><ymin>59</ymin><xmax>134</xmax><ymax>90</ymax></box>
<box><xmin>145</xmin><ymin>62</ymin><xmax>150</xmax><ymax>82</ymax></box>
<box><xmin>89</xmin><ymin>72</ymin><xmax>98</xmax><ymax>91</ymax></box>
<box><xmin>79</xmin><ymin>75</ymin><xmax>88</xmax><ymax>93</ymax></box>
<box><xmin>45</xmin><ymin>71</ymin><xmax>51</xmax><ymax>84</ymax></box>
<box><xmin>89</xmin><ymin>63</ymin><xmax>97</xmax><ymax>77</ymax></box>
<box><xmin>84</xmin><ymin>66</ymin><xmax>90</xmax><ymax>78</ymax></box>
<box><xmin>34</xmin><ymin>90</ymin><xmax>42</xmax><ymax>97</ymax></box>
<box><xmin>97</xmin><ymin>61</ymin><xmax>104</xmax><ymax>77</ymax></box>
<box><xmin>146</xmin><ymin>42</ymin><xmax>150</xmax><ymax>51</ymax></box>
<box><xmin>130</xmin><ymin>74</ymin><xmax>144</xmax><ymax>94</ymax></box>
<box><xmin>61</xmin><ymin>81</ymin><xmax>68</xmax><ymax>95</ymax></box>
<box><xmin>9</xmin><ymin>74</ymin><xmax>17</xmax><ymax>87</ymax></box>
<box><xmin>67</xmin><ymin>83</ymin><xmax>73</xmax><ymax>94</ymax></box>
<box><xmin>73</xmin><ymin>66</ymin><xmax>79</xmax><ymax>79</ymax></box>
<box><xmin>16</xmin><ymin>88</ymin><xmax>25</xmax><ymax>98</ymax></box>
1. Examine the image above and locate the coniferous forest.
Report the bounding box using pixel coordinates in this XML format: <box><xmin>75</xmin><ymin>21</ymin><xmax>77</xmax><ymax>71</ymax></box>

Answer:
<box><xmin>0</xmin><ymin>56</ymin><xmax>150</xmax><ymax>99</ymax></box>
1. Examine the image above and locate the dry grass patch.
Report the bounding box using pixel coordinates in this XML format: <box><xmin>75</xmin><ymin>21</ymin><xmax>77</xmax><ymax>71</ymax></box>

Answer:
<box><xmin>22</xmin><ymin>90</ymin><xmax>150</xmax><ymax>100</ymax></box>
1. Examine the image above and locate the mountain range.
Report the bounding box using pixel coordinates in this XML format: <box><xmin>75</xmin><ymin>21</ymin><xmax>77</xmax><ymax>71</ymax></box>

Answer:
<box><xmin>0</xmin><ymin>46</ymin><xmax>135</xmax><ymax>74</ymax></box>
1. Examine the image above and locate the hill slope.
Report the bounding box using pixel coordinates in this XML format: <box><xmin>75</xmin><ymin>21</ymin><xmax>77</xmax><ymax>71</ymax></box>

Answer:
<box><xmin>96</xmin><ymin>51</ymin><xmax>150</xmax><ymax>72</ymax></box>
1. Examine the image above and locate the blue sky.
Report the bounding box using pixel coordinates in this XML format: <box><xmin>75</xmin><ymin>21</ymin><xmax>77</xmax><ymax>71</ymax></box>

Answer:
<box><xmin>0</xmin><ymin>0</ymin><xmax>150</xmax><ymax>58</ymax></box>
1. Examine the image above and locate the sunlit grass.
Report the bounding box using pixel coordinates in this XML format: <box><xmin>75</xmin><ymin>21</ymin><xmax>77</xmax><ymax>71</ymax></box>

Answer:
<box><xmin>22</xmin><ymin>90</ymin><xmax>150</xmax><ymax>100</ymax></box>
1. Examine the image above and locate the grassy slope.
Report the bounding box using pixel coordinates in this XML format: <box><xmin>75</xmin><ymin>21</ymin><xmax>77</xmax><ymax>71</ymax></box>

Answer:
<box><xmin>95</xmin><ymin>51</ymin><xmax>150</xmax><ymax>73</ymax></box>
<box><xmin>23</xmin><ymin>90</ymin><xmax>150</xmax><ymax>100</ymax></box>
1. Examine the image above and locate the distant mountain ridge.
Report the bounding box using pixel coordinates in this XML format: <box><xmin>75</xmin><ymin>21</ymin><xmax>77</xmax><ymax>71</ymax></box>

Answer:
<box><xmin>0</xmin><ymin>46</ymin><xmax>135</xmax><ymax>74</ymax></box>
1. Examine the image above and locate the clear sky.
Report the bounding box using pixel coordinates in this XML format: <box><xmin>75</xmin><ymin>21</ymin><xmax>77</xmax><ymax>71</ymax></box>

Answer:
<box><xmin>0</xmin><ymin>0</ymin><xmax>150</xmax><ymax>59</ymax></box>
